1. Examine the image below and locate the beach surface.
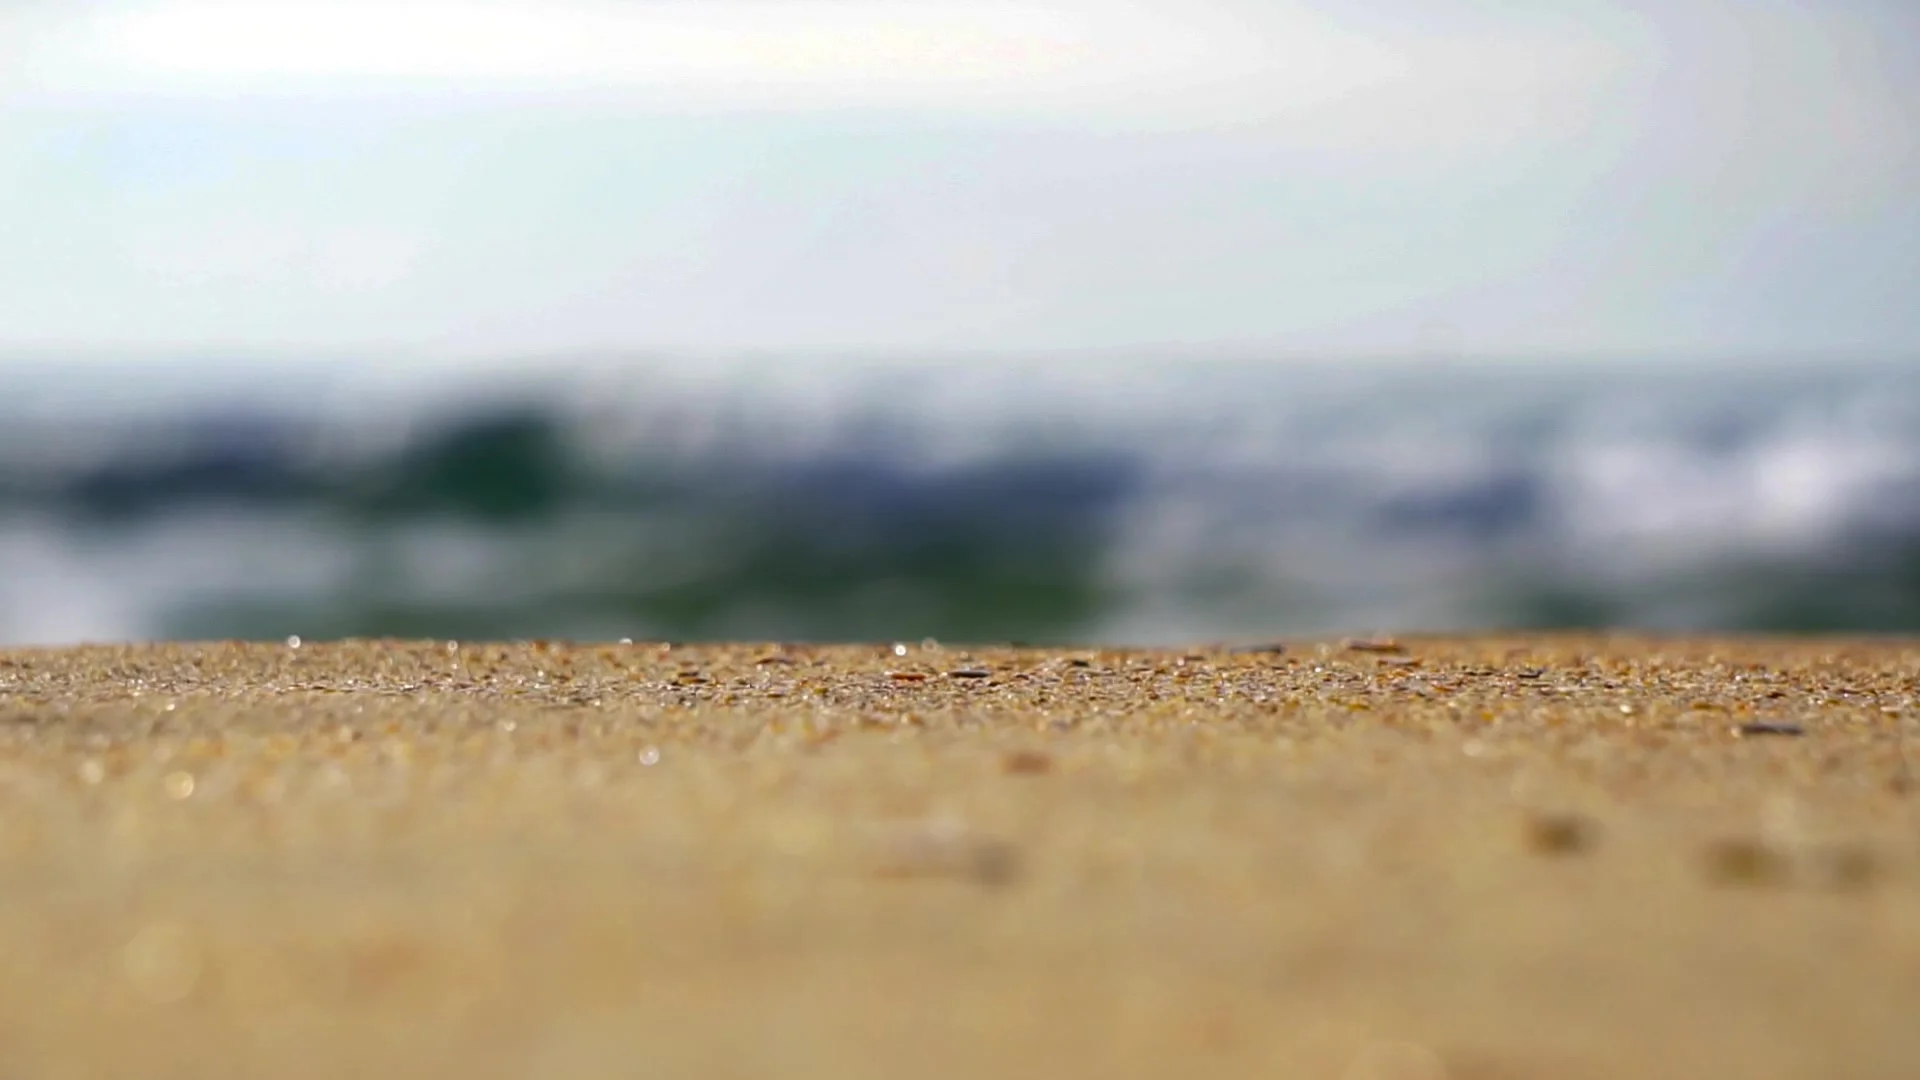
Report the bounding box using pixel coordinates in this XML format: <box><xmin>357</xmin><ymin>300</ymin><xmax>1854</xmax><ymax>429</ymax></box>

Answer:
<box><xmin>2</xmin><ymin>635</ymin><xmax>1917</xmax><ymax>1078</ymax></box>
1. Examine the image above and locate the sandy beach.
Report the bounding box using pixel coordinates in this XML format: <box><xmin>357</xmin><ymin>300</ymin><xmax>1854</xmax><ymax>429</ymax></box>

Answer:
<box><xmin>2</xmin><ymin>635</ymin><xmax>1917</xmax><ymax>1078</ymax></box>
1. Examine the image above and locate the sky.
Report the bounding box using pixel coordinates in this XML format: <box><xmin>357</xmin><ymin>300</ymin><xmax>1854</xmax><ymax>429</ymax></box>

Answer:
<box><xmin>1</xmin><ymin>0</ymin><xmax>1917</xmax><ymax>362</ymax></box>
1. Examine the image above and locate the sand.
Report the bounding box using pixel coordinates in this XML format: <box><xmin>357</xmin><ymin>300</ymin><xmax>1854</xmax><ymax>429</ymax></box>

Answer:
<box><xmin>1</xmin><ymin>634</ymin><xmax>1917</xmax><ymax>1078</ymax></box>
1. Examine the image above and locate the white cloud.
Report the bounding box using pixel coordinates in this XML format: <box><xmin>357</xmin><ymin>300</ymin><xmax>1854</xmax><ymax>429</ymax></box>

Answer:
<box><xmin>22</xmin><ymin>1</ymin><xmax>1267</xmax><ymax>113</ymax></box>
<box><xmin>132</xmin><ymin>222</ymin><xmax>423</xmax><ymax>293</ymax></box>
<box><xmin>0</xmin><ymin>7</ymin><xmax>67</xmax><ymax>103</ymax></box>
<box><xmin>15</xmin><ymin>0</ymin><xmax>1644</xmax><ymax>135</ymax></box>
<box><xmin>2</xmin><ymin>1</ymin><xmax>1915</xmax><ymax>357</ymax></box>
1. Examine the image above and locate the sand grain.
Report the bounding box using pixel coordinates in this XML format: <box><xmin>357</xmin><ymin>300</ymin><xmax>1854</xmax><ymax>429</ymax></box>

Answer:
<box><xmin>1</xmin><ymin>635</ymin><xmax>1917</xmax><ymax>1078</ymax></box>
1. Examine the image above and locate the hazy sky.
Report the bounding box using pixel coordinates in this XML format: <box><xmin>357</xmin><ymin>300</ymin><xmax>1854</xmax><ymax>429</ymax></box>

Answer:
<box><xmin>1</xmin><ymin>0</ymin><xmax>1916</xmax><ymax>360</ymax></box>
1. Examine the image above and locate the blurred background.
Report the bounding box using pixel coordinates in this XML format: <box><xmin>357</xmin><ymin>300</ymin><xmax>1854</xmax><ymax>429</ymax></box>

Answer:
<box><xmin>1</xmin><ymin>0</ymin><xmax>1916</xmax><ymax>646</ymax></box>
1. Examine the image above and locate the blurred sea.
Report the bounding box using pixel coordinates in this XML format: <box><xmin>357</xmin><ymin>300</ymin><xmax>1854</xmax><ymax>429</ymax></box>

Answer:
<box><xmin>2</xmin><ymin>355</ymin><xmax>1918</xmax><ymax>646</ymax></box>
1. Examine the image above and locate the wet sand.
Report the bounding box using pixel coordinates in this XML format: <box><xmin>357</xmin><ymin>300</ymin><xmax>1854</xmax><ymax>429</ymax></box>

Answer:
<box><xmin>2</xmin><ymin>635</ymin><xmax>1917</xmax><ymax>1078</ymax></box>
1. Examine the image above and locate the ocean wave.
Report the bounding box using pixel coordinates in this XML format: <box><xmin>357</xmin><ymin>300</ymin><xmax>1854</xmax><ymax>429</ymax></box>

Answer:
<box><xmin>1</xmin><ymin>356</ymin><xmax>1916</xmax><ymax>644</ymax></box>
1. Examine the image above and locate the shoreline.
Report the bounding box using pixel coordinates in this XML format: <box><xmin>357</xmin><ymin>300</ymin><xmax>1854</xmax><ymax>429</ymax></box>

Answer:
<box><xmin>3</xmin><ymin>636</ymin><xmax>1917</xmax><ymax>1078</ymax></box>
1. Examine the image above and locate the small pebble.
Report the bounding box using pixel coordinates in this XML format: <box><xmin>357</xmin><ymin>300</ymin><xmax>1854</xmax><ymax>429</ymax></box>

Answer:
<box><xmin>1229</xmin><ymin>642</ymin><xmax>1288</xmax><ymax>656</ymax></box>
<box><xmin>1701</xmin><ymin>837</ymin><xmax>1791</xmax><ymax>886</ymax></box>
<box><xmin>1806</xmin><ymin>844</ymin><xmax>1881</xmax><ymax>891</ymax></box>
<box><xmin>947</xmin><ymin>668</ymin><xmax>993</xmax><ymax>680</ymax></box>
<box><xmin>1344</xmin><ymin>638</ymin><xmax>1404</xmax><ymax>654</ymax></box>
<box><xmin>872</xmin><ymin>819</ymin><xmax>1021</xmax><ymax>886</ymax></box>
<box><xmin>1522</xmin><ymin>811</ymin><xmax>1599</xmax><ymax>856</ymax></box>
<box><xmin>1002</xmin><ymin>750</ymin><xmax>1054</xmax><ymax>775</ymax></box>
<box><xmin>1734</xmin><ymin>722</ymin><xmax>1805</xmax><ymax>738</ymax></box>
